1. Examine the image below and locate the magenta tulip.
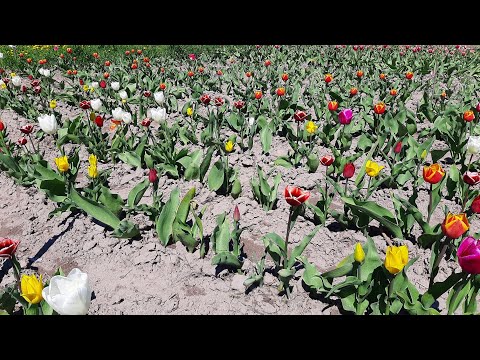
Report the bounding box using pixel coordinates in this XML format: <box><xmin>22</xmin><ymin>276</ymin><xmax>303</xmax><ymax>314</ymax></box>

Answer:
<box><xmin>458</xmin><ymin>236</ymin><xmax>480</xmax><ymax>274</ymax></box>
<box><xmin>338</xmin><ymin>109</ymin><xmax>353</xmax><ymax>125</ymax></box>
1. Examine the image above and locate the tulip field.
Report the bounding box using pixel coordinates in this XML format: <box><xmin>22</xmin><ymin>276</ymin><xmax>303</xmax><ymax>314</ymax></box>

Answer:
<box><xmin>2</xmin><ymin>44</ymin><xmax>480</xmax><ymax>315</ymax></box>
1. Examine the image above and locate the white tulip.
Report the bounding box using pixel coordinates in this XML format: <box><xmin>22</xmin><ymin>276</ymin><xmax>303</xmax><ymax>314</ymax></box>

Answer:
<box><xmin>111</xmin><ymin>82</ymin><xmax>120</xmax><ymax>91</ymax></box>
<box><xmin>0</xmin><ymin>53</ymin><xmax>3</xmax><ymax>59</ymax></box>
<box><xmin>38</xmin><ymin>68</ymin><xmax>45</xmax><ymax>76</ymax></box>
<box><xmin>8</xmin><ymin>45</ymin><xmax>16</xmax><ymax>49</ymax></box>
<box><xmin>467</xmin><ymin>136</ymin><xmax>480</xmax><ymax>155</ymax></box>
<box><xmin>112</xmin><ymin>107</ymin><xmax>124</xmax><ymax>120</ymax></box>
<box><xmin>150</xmin><ymin>107</ymin><xmax>166</xmax><ymax>123</ymax></box>
<box><xmin>248</xmin><ymin>117</ymin><xmax>255</xmax><ymax>126</ymax></box>
<box><xmin>42</xmin><ymin>268</ymin><xmax>91</xmax><ymax>315</ymax></box>
<box><xmin>122</xmin><ymin>111</ymin><xmax>132</xmax><ymax>124</ymax></box>
<box><xmin>154</xmin><ymin>91</ymin><xmax>165</xmax><ymax>105</ymax></box>
<box><xmin>119</xmin><ymin>90</ymin><xmax>128</xmax><ymax>100</ymax></box>
<box><xmin>146</xmin><ymin>108</ymin><xmax>152</xmax><ymax>118</ymax></box>
<box><xmin>90</xmin><ymin>99</ymin><xmax>102</xmax><ymax>111</ymax></box>
<box><xmin>37</xmin><ymin>114</ymin><xmax>58</xmax><ymax>135</ymax></box>
<box><xmin>91</xmin><ymin>82</ymin><xmax>99</xmax><ymax>89</ymax></box>
<box><xmin>11</xmin><ymin>76</ymin><xmax>21</xmax><ymax>87</ymax></box>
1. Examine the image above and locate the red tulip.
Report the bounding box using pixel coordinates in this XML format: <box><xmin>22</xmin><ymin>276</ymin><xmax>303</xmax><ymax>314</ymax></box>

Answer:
<box><xmin>264</xmin><ymin>60</ymin><xmax>271</xmax><ymax>67</ymax></box>
<box><xmin>94</xmin><ymin>115</ymin><xmax>104</xmax><ymax>127</ymax></box>
<box><xmin>149</xmin><ymin>168</ymin><xmax>158</xmax><ymax>183</ymax></box>
<box><xmin>423</xmin><ymin>163</ymin><xmax>445</xmax><ymax>184</ymax></box>
<box><xmin>320</xmin><ymin>155</ymin><xmax>334</xmax><ymax>166</ymax></box>
<box><xmin>27</xmin><ymin>75</ymin><xmax>33</xmax><ymax>80</ymax></box>
<box><xmin>20</xmin><ymin>125</ymin><xmax>34</xmax><ymax>134</ymax></box>
<box><xmin>472</xmin><ymin>196</ymin><xmax>480</xmax><ymax>213</ymax></box>
<box><xmin>79</xmin><ymin>101</ymin><xmax>91</xmax><ymax>110</ymax></box>
<box><xmin>214</xmin><ymin>97</ymin><xmax>224</xmax><ymax>107</ymax></box>
<box><xmin>217</xmin><ymin>70</ymin><xmax>223</xmax><ymax>76</ymax></box>
<box><xmin>141</xmin><ymin>118</ymin><xmax>151</xmax><ymax>127</ymax></box>
<box><xmin>233</xmin><ymin>100</ymin><xmax>245</xmax><ymax>109</ymax></box>
<box><xmin>284</xmin><ymin>186</ymin><xmax>310</xmax><ymax>207</ymax></box>
<box><xmin>374</xmin><ymin>102</ymin><xmax>386</xmax><ymax>114</ymax></box>
<box><xmin>406</xmin><ymin>71</ymin><xmax>414</xmax><ymax>80</ymax></box>
<box><xmin>72</xmin><ymin>70</ymin><xmax>77</xmax><ymax>75</ymax></box>
<box><xmin>143</xmin><ymin>90</ymin><xmax>152</xmax><ymax>98</ymax></box>
<box><xmin>159</xmin><ymin>83</ymin><xmax>166</xmax><ymax>90</ymax></box>
<box><xmin>66</xmin><ymin>47</ymin><xmax>72</xmax><ymax>54</ymax></box>
<box><xmin>458</xmin><ymin>236</ymin><xmax>480</xmax><ymax>274</ymax></box>
<box><xmin>442</xmin><ymin>213</ymin><xmax>469</xmax><ymax>239</ymax></box>
<box><xmin>79</xmin><ymin>79</ymin><xmax>84</xmax><ymax>86</ymax></box>
<box><xmin>350</xmin><ymin>87</ymin><xmax>358</xmax><ymax>96</ymax></box>
<box><xmin>246</xmin><ymin>71</ymin><xmax>252</xmax><ymax>78</ymax></box>
<box><xmin>380</xmin><ymin>73</ymin><xmax>386</xmax><ymax>80</ymax></box>
<box><xmin>233</xmin><ymin>205</ymin><xmax>240</xmax><ymax>222</ymax></box>
<box><xmin>18</xmin><ymin>137</ymin><xmax>27</xmax><ymax>145</ymax></box>
<box><xmin>464</xmin><ymin>110</ymin><xmax>475</xmax><ymax>122</ymax></box>
<box><xmin>390</xmin><ymin>89</ymin><xmax>398</xmax><ymax>96</ymax></box>
<box><xmin>32</xmin><ymin>80</ymin><xmax>41</xmax><ymax>88</ymax></box>
<box><xmin>324</xmin><ymin>73</ymin><xmax>333</xmax><ymax>83</ymax></box>
<box><xmin>200</xmin><ymin>94</ymin><xmax>211</xmax><ymax>105</ymax></box>
<box><xmin>99</xmin><ymin>80</ymin><xmax>107</xmax><ymax>88</ymax></box>
<box><xmin>188</xmin><ymin>53</ymin><xmax>196</xmax><ymax>61</ymax></box>
<box><xmin>198</xmin><ymin>66</ymin><xmax>204</xmax><ymax>73</ymax></box>
<box><xmin>476</xmin><ymin>103</ymin><xmax>480</xmax><ymax>112</ymax></box>
<box><xmin>125</xmin><ymin>51</ymin><xmax>130</xmax><ymax>56</ymax></box>
<box><xmin>187</xmin><ymin>71</ymin><xmax>194</xmax><ymax>77</ymax></box>
<box><xmin>356</xmin><ymin>70</ymin><xmax>363</xmax><ymax>78</ymax></box>
<box><xmin>276</xmin><ymin>87</ymin><xmax>286</xmax><ymax>96</ymax></box>
<box><xmin>343</xmin><ymin>163</ymin><xmax>355</xmax><ymax>178</ymax></box>
<box><xmin>0</xmin><ymin>238</ymin><xmax>20</xmax><ymax>259</ymax></box>
<box><xmin>131</xmin><ymin>63</ymin><xmax>138</xmax><ymax>70</ymax></box>
<box><xmin>294</xmin><ymin>110</ymin><xmax>307</xmax><ymax>122</ymax></box>
<box><xmin>464</xmin><ymin>171</ymin><xmax>480</xmax><ymax>185</ymax></box>
<box><xmin>0</xmin><ymin>120</ymin><xmax>4</xmax><ymax>131</ymax></box>
<box><xmin>104</xmin><ymin>61</ymin><xmax>111</xmax><ymax>66</ymax></box>
<box><xmin>254</xmin><ymin>91</ymin><xmax>262</xmax><ymax>100</ymax></box>
<box><xmin>392</xmin><ymin>140</ymin><xmax>402</xmax><ymax>154</ymax></box>
<box><xmin>93</xmin><ymin>52</ymin><xmax>99</xmax><ymax>59</ymax></box>
<box><xmin>328</xmin><ymin>101</ymin><xmax>339</xmax><ymax>111</ymax></box>
<box><xmin>282</xmin><ymin>73</ymin><xmax>289</xmax><ymax>82</ymax></box>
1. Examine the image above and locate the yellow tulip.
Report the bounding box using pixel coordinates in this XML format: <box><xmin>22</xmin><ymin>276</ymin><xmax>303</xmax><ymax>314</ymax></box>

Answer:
<box><xmin>186</xmin><ymin>107</ymin><xmax>193</xmax><ymax>116</ymax></box>
<box><xmin>365</xmin><ymin>160</ymin><xmax>384</xmax><ymax>177</ymax></box>
<box><xmin>83</xmin><ymin>84</ymin><xmax>89</xmax><ymax>92</ymax></box>
<box><xmin>55</xmin><ymin>155</ymin><xmax>69</xmax><ymax>173</ymax></box>
<box><xmin>305</xmin><ymin>121</ymin><xmax>318</xmax><ymax>134</ymax></box>
<box><xmin>88</xmin><ymin>154</ymin><xmax>98</xmax><ymax>178</ymax></box>
<box><xmin>20</xmin><ymin>274</ymin><xmax>43</xmax><ymax>304</ymax></box>
<box><xmin>384</xmin><ymin>245</ymin><xmax>408</xmax><ymax>275</ymax></box>
<box><xmin>421</xmin><ymin>149</ymin><xmax>427</xmax><ymax>160</ymax></box>
<box><xmin>0</xmin><ymin>83</ymin><xmax>6</xmax><ymax>90</ymax></box>
<box><xmin>10</xmin><ymin>72</ymin><xmax>16</xmax><ymax>78</ymax></box>
<box><xmin>225</xmin><ymin>140</ymin><xmax>234</xmax><ymax>153</ymax></box>
<box><xmin>354</xmin><ymin>243</ymin><xmax>365</xmax><ymax>263</ymax></box>
<box><xmin>49</xmin><ymin>100</ymin><xmax>57</xmax><ymax>109</ymax></box>
<box><xmin>121</xmin><ymin>99</ymin><xmax>127</xmax><ymax>104</ymax></box>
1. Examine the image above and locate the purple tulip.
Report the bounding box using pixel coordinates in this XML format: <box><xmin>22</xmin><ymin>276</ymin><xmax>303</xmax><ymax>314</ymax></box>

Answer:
<box><xmin>458</xmin><ymin>236</ymin><xmax>480</xmax><ymax>274</ymax></box>
<box><xmin>338</xmin><ymin>109</ymin><xmax>353</xmax><ymax>125</ymax></box>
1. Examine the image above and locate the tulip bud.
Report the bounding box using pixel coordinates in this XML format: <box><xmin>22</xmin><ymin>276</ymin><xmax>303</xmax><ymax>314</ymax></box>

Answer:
<box><xmin>149</xmin><ymin>168</ymin><xmax>158</xmax><ymax>183</ymax></box>
<box><xmin>393</xmin><ymin>141</ymin><xmax>402</xmax><ymax>154</ymax></box>
<box><xmin>0</xmin><ymin>120</ymin><xmax>4</xmax><ymax>131</ymax></box>
<box><xmin>343</xmin><ymin>163</ymin><xmax>355</xmax><ymax>178</ymax></box>
<box><xmin>233</xmin><ymin>205</ymin><xmax>240</xmax><ymax>222</ymax></box>
<box><xmin>354</xmin><ymin>243</ymin><xmax>365</xmax><ymax>263</ymax></box>
<box><xmin>94</xmin><ymin>115</ymin><xmax>104</xmax><ymax>127</ymax></box>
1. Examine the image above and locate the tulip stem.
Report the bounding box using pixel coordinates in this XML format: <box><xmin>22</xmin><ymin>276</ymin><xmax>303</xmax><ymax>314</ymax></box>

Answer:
<box><xmin>344</xmin><ymin>177</ymin><xmax>349</xmax><ymax>195</ymax></box>
<box><xmin>365</xmin><ymin>176</ymin><xmax>372</xmax><ymax>200</ymax></box>
<box><xmin>385</xmin><ymin>279</ymin><xmax>395</xmax><ymax>316</ymax></box>
<box><xmin>466</xmin><ymin>154</ymin><xmax>474</xmax><ymax>173</ymax></box>
<box><xmin>11</xmin><ymin>254</ymin><xmax>21</xmax><ymax>291</ymax></box>
<box><xmin>462</xmin><ymin>186</ymin><xmax>470</xmax><ymax>212</ymax></box>
<box><xmin>427</xmin><ymin>183</ymin><xmax>433</xmax><ymax>224</ymax></box>
<box><xmin>284</xmin><ymin>207</ymin><xmax>294</xmax><ymax>269</ymax></box>
<box><xmin>324</xmin><ymin>166</ymin><xmax>329</xmax><ymax>225</ymax></box>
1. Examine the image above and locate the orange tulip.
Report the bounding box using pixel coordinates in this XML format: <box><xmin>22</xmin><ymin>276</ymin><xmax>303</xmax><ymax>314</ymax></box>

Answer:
<box><xmin>423</xmin><ymin>163</ymin><xmax>445</xmax><ymax>184</ymax></box>
<box><xmin>356</xmin><ymin>70</ymin><xmax>363</xmax><ymax>78</ymax></box>
<box><xmin>324</xmin><ymin>73</ymin><xmax>333</xmax><ymax>83</ymax></box>
<box><xmin>328</xmin><ymin>101</ymin><xmax>338</xmax><ymax>111</ymax></box>
<box><xmin>350</xmin><ymin>87</ymin><xmax>358</xmax><ymax>96</ymax></box>
<box><xmin>379</xmin><ymin>73</ymin><xmax>386</xmax><ymax>80</ymax></box>
<box><xmin>390</xmin><ymin>89</ymin><xmax>397</xmax><ymax>96</ymax></box>
<box><xmin>442</xmin><ymin>213</ymin><xmax>469</xmax><ymax>239</ymax></box>
<box><xmin>406</xmin><ymin>71</ymin><xmax>414</xmax><ymax>80</ymax></box>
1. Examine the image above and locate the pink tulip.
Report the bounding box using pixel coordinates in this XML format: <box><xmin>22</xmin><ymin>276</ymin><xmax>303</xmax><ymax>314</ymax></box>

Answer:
<box><xmin>338</xmin><ymin>109</ymin><xmax>353</xmax><ymax>125</ymax></box>
<box><xmin>188</xmin><ymin>53</ymin><xmax>196</xmax><ymax>61</ymax></box>
<box><xmin>458</xmin><ymin>236</ymin><xmax>480</xmax><ymax>274</ymax></box>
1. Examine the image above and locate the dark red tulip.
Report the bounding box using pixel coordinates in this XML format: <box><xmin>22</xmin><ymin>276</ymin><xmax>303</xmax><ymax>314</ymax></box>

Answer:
<box><xmin>464</xmin><ymin>171</ymin><xmax>480</xmax><ymax>186</ymax></box>
<box><xmin>294</xmin><ymin>110</ymin><xmax>307</xmax><ymax>122</ymax></box>
<box><xmin>79</xmin><ymin>101</ymin><xmax>91</xmax><ymax>110</ymax></box>
<box><xmin>320</xmin><ymin>155</ymin><xmax>334</xmax><ymax>166</ymax></box>
<box><xmin>94</xmin><ymin>115</ymin><xmax>104</xmax><ymax>127</ymax></box>
<box><xmin>144</xmin><ymin>90</ymin><xmax>152</xmax><ymax>98</ymax></box>
<box><xmin>141</xmin><ymin>118</ymin><xmax>151</xmax><ymax>127</ymax></box>
<box><xmin>394</xmin><ymin>141</ymin><xmax>402</xmax><ymax>154</ymax></box>
<box><xmin>18</xmin><ymin>137</ymin><xmax>27</xmax><ymax>145</ymax></box>
<box><xmin>200</xmin><ymin>94</ymin><xmax>211</xmax><ymax>105</ymax></box>
<box><xmin>149</xmin><ymin>168</ymin><xmax>158</xmax><ymax>183</ymax></box>
<box><xmin>471</xmin><ymin>196</ymin><xmax>480</xmax><ymax>213</ymax></box>
<box><xmin>233</xmin><ymin>100</ymin><xmax>245</xmax><ymax>109</ymax></box>
<box><xmin>214</xmin><ymin>97</ymin><xmax>224</xmax><ymax>107</ymax></box>
<box><xmin>20</xmin><ymin>125</ymin><xmax>34</xmax><ymax>134</ymax></box>
<box><xmin>343</xmin><ymin>163</ymin><xmax>355</xmax><ymax>178</ymax></box>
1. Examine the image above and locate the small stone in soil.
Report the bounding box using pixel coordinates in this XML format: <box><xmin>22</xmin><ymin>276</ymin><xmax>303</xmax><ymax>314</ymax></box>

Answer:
<box><xmin>231</xmin><ymin>274</ymin><xmax>247</xmax><ymax>291</ymax></box>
